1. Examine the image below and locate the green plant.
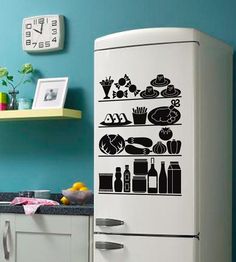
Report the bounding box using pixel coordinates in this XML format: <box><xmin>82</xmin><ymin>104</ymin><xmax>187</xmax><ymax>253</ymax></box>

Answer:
<box><xmin>0</xmin><ymin>63</ymin><xmax>34</xmax><ymax>92</ymax></box>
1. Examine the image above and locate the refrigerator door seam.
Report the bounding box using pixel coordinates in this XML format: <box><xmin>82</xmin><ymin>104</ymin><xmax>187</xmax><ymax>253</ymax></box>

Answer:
<box><xmin>94</xmin><ymin>231</ymin><xmax>200</xmax><ymax>240</ymax></box>
<box><xmin>95</xmin><ymin>40</ymin><xmax>200</xmax><ymax>52</ymax></box>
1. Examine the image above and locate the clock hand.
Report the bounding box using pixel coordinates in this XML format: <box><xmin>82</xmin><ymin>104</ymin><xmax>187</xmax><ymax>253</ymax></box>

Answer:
<box><xmin>39</xmin><ymin>22</ymin><xmax>44</xmax><ymax>34</ymax></box>
<box><xmin>33</xmin><ymin>28</ymin><xmax>42</xmax><ymax>34</ymax></box>
<box><xmin>33</xmin><ymin>23</ymin><xmax>44</xmax><ymax>34</ymax></box>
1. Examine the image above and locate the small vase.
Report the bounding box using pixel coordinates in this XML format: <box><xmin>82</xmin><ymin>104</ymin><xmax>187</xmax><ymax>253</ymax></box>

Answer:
<box><xmin>8</xmin><ymin>90</ymin><xmax>19</xmax><ymax>110</ymax></box>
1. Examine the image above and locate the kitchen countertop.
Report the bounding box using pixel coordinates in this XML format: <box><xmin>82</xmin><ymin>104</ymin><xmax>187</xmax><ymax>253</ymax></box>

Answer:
<box><xmin>0</xmin><ymin>192</ymin><xmax>93</xmax><ymax>216</ymax></box>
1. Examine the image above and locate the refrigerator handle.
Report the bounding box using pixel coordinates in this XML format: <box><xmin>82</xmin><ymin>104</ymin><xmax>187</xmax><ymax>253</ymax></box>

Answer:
<box><xmin>95</xmin><ymin>241</ymin><xmax>124</xmax><ymax>250</ymax></box>
<box><xmin>96</xmin><ymin>218</ymin><xmax>124</xmax><ymax>227</ymax></box>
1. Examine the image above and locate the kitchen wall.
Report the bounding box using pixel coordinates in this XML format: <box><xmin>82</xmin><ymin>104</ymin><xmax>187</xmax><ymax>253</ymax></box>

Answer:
<box><xmin>0</xmin><ymin>0</ymin><xmax>235</xmax><ymax>256</ymax></box>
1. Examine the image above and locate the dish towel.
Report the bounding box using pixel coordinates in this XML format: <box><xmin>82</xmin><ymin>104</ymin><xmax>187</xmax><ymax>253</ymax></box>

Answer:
<box><xmin>10</xmin><ymin>197</ymin><xmax>59</xmax><ymax>215</ymax></box>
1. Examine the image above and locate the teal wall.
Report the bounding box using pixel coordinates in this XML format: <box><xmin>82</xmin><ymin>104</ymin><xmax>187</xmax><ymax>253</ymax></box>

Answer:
<box><xmin>0</xmin><ymin>0</ymin><xmax>235</xmax><ymax>258</ymax></box>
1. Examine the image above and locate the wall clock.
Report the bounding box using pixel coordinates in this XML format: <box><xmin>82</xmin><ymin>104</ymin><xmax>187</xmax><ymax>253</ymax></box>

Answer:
<box><xmin>22</xmin><ymin>15</ymin><xmax>65</xmax><ymax>53</ymax></box>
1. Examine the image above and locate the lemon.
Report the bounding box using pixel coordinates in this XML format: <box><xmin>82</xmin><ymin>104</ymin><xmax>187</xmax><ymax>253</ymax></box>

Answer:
<box><xmin>80</xmin><ymin>186</ymin><xmax>89</xmax><ymax>191</ymax></box>
<box><xmin>67</xmin><ymin>187</ymin><xmax>77</xmax><ymax>191</ymax></box>
<box><xmin>60</xmin><ymin>196</ymin><xmax>70</xmax><ymax>205</ymax></box>
<box><xmin>72</xmin><ymin>182</ymin><xmax>85</xmax><ymax>190</ymax></box>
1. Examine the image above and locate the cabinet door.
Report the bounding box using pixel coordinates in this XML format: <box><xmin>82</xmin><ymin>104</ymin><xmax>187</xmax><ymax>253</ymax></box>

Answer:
<box><xmin>0</xmin><ymin>214</ymin><xmax>15</xmax><ymax>262</ymax></box>
<box><xmin>0</xmin><ymin>214</ymin><xmax>90</xmax><ymax>262</ymax></box>
<box><xmin>94</xmin><ymin>42</ymin><xmax>199</xmax><ymax>235</ymax></box>
<box><xmin>94</xmin><ymin>234</ymin><xmax>198</xmax><ymax>262</ymax></box>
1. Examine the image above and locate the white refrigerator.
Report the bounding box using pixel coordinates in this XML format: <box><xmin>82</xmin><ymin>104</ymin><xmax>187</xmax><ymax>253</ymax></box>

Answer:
<box><xmin>93</xmin><ymin>28</ymin><xmax>233</xmax><ymax>262</ymax></box>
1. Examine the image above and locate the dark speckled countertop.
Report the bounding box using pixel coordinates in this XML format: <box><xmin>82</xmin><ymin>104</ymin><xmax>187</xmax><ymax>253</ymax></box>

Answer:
<box><xmin>0</xmin><ymin>192</ymin><xmax>93</xmax><ymax>216</ymax></box>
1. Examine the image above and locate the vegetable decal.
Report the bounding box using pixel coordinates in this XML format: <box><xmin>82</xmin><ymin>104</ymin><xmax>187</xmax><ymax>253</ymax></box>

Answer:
<box><xmin>167</xmin><ymin>139</ymin><xmax>182</xmax><ymax>154</ymax></box>
<box><xmin>126</xmin><ymin>137</ymin><xmax>153</xmax><ymax>147</ymax></box>
<box><xmin>125</xmin><ymin>145</ymin><xmax>151</xmax><ymax>155</ymax></box>
<box><xmin>159</xmin><ymin>127</ymin><xmax>173</xmax><ymax>140</ymax></box>
<box><xmin>99</xmin><ymin>134</ymin><xmax>125</xmax><ymax>155</ymax></box>
<box><xmin>152</xmin><ymin>141</ymin><xmax>167</xmax><ymax>154</ymax></box>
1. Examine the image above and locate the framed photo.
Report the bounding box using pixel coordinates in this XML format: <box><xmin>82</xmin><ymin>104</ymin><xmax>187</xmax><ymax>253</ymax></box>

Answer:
<box><xmin>32</xmin><ymin>77</ymin><xmax>68</xmax><ymax>109</ymax></box>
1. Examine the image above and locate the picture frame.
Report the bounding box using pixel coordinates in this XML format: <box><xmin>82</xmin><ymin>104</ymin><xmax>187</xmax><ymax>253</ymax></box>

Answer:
<box><xmin>32</xmin><ymin>77</ymin><xmax>68</xmax><ymax>109</ymax></box>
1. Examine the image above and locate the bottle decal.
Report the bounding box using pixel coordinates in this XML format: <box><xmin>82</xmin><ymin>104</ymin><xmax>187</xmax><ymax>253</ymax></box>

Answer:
<box><xmin>123</xmin><ymin>165</ymin><xmax>131</xmax><ymax>192</ymax></box>
<box><xmin>114</xmin><ymin>167</ymin><xmax>122</xmax><ymax>192</ymax></box>
<box><xmin>147</xmin><ymin>158</ymin><xmax>158</xmax><ymax>193</ymax></box>
<box><xmin>159</xmin><ymin>162</ymin><xmax>167</xmax><ymax>193</ymax></box>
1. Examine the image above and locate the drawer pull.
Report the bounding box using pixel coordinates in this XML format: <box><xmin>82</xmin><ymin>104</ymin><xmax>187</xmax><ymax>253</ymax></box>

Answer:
<box><xmin>96</xmin><ymin>218</ymin><xmax>124</xmax><ymax>227</ymax></box>
<box><xmin>95</xmin><ymin>241</ymin><xmax>124</xmax><ymax>250</ymax></box>
<box><xmin>3</xmin><ymin>220</ymin><xmax>10</xmax><ymax>260</ymax></box>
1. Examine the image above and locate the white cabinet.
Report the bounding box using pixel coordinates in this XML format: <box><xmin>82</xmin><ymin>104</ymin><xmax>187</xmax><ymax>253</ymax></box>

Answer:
<box><xmin>0</xmin><ymin>214</ymin><xmax>92</xmax><ymax>262</ymax></box>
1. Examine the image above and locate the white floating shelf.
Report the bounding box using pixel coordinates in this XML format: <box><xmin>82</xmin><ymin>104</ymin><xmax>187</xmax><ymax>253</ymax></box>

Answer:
<box><xmin>0</xmin><ymin>108</ymin><xmax>82</xmax><ymax>121</ymax></box>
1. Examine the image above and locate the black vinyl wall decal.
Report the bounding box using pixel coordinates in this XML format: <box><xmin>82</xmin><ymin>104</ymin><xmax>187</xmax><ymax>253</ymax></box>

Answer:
<box><xmin>98</xmin><ymin>73</ymin><xmax>182</xmax><ymax>196</ymax></box>
<box><xmin>98</xmin><ymin>161</ymin><xmax>181</xmax><ymax>195</ymax></box>
<box><xmin>100</xmin><ymin>77</ymin><xmax>114</xmax><ymax>99</ymax></box>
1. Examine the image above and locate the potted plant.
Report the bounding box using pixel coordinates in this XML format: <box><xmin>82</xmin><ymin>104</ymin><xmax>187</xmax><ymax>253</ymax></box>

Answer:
<box><xmin>0</xmin><ymin>63</ymin><xmax>34</xmax><ymax>110</ymax></box>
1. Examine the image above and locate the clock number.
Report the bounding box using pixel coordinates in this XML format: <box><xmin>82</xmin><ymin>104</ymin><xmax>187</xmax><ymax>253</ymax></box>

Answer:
<box><xmin>52</xmin><ymin>28</ymin><xmax>57</xmax><ymax>35</ymax></box>
<box><xmin>52</xmin><ymin>37</ymin><xmax>57</xmax><ymax>42</ymax></box>
<box><xmin>33</xmin><ymin>19</ymin><xmax>37</xmax><ymax>25</ymax></box>
<box><xmin>39</xmin><ymin>42</ymin><xmax>44</xmax><ymax>48</ymax></box>
<box><xmin>32</xmin><ymin>42</ymin><xmax>37</xmax><ymax>48</ymax></box>
<box><xmin>26</xmin><ymin>40</ymin><xmax>31</xmax><ymax>46</ymax></box>
<box><xmin>26</xmin><ymin>31</ymin><xmax>31</xmax><ymax>37</ymax></box>
<box><xmin>25</xmin><ymin>23</ymin><xmax>32</xmax><ymax>29</ymax></box>
<box><xmin>45</xmin><ymin>41</ymin><xmax>50</xmax><ymax>47</ymax></box>
<box><xmin>52</xmin><ymin>20</ymin><xmax>57</xmax><ymax>26</ymax></box>
<box><xmin>38</xmin><ymin>18</ymin><xmax>45</xmax><ymax>24</ymax></box>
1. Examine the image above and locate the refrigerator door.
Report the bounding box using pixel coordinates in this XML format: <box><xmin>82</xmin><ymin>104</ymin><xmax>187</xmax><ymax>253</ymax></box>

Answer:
<box><xmin>94</xmin><ymin>234</ymin><xmax>198</xmax><ymax>262</ymax></box>
<box><xmin>94</xmin><ymin>39</ymin><xmax>199</xmax><ymax>235</ymax></box>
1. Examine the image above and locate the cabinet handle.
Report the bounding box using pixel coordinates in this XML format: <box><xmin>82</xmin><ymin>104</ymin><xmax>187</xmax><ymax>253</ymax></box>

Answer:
<box><xmin>96</xmin><ymin>218</ymin><xmax>124</xmax><ymax>227</ymax></box>
<box><xmin>3</xmin><ymin>220</ymin><xmax>10</xmax><ymax>260</ymax></box>
<box><xmin>95</xmin><ymin>241</ymin><xmax>124</xmax><ymax>250</ymax></box>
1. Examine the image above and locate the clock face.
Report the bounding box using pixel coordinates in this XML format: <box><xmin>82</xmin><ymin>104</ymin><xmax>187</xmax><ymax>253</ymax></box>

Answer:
<box><xmin>22</xmin><ymin>15</ymin><xmax>64</xmax><ymax>52</ymax></box>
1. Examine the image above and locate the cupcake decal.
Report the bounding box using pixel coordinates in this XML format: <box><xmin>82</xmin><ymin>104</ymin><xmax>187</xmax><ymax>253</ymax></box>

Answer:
<box><xmin>150</xmin><ymin>74</ymin><xmax>170</xmax><ymax>87</ymax></box>
<box><xmin>161</xmin><ymin>85</ymin><xmax>181</xmax><ymax>98</ymax></box>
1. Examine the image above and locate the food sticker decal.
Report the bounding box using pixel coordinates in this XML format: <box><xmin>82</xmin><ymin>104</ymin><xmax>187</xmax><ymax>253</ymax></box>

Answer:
<box><xmin>97</xmin><ymin>73</ymin><xmax>182</xmax><ymax>197</ymax></box>
<box><xmin>98</xmin><ymin>161</ymin><xmax>181</xmax><ymax>195</ymax></box>
<box><xmin>100</xmin><ymin>76</ymin><xmax>114</xmax><ymax>99</ymax></box>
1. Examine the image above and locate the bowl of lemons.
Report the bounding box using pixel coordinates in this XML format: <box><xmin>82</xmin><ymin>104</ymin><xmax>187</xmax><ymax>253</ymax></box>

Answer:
<box><xmin>61</xmin><ymin>181</ymin><xmax>93</xmax><ymax>205</ymax></box>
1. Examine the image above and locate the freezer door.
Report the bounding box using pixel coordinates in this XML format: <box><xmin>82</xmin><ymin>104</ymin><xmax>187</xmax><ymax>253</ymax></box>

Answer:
<box><xmin>94</xmin><ymin>41</ymin><xmax>199</xmax><ymax>235</ymax></box>
<box><xmin>94</xmin><ymin>234</ymin><xmax>198</xmax><ymax>262</ymax></box>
